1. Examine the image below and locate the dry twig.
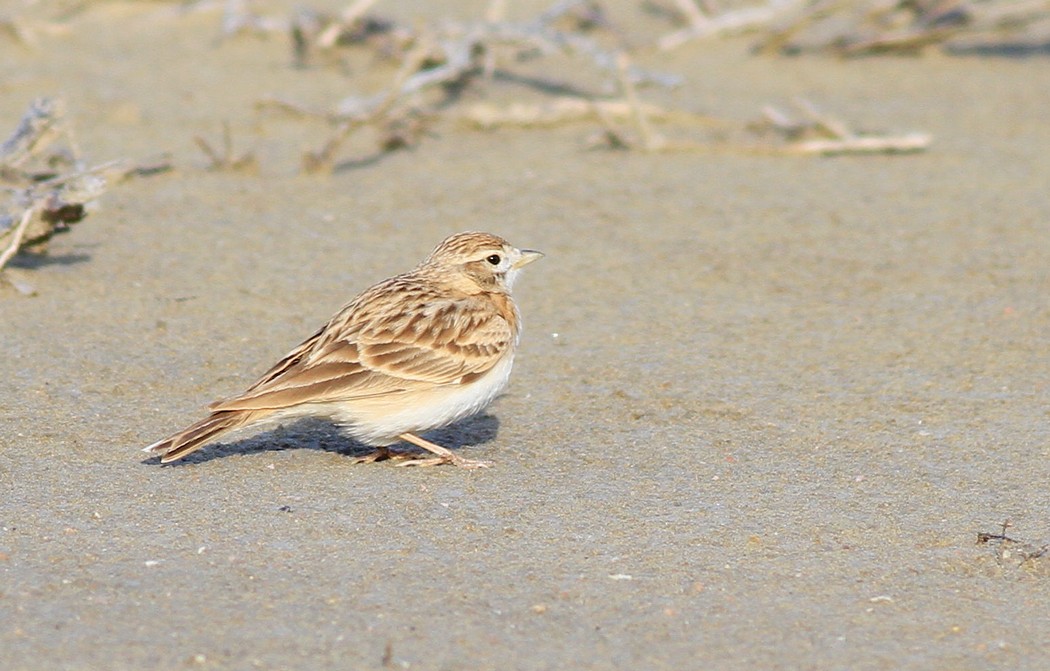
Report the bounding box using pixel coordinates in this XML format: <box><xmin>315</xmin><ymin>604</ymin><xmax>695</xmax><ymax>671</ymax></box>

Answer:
<box><xmin>748</xmin><ymin>0</ymin><xmax>1050</xmax><ymax>56</ymax></box>
<box><xmin>254</xmin><ymin>0</ymin><xmax>692</xmax><ymax>169</ymax></box>
<box><xmin>657</xmin><ymin>0</ymin><xmax>803</xmax><ymax>50</ymax></box>
<box><xmin>977</xmin><ymin>519</ymin><xmax>1050</xmax><ymax>568</ymax></box>
<box><xmin>751</xmin><ymin>98</ymin><xmax>931</xmax><ymax>155</ymax></box>
<box><xmin>0</xmin><ymin>98</ymin><xmax>171</xmax><ymax>289</ymax></box>
<box><xmin>194</xmin><ymin>121</ymin><xmax>257</xmax><ymax>172</ymax></box>
<box><xmin>461</xmin><ymin>96</ymin><xmax>709</xmax><ymax>129</ymax></box>
<box><xmin>258</xmin><ymin>1</ymin><xmax>932</xmax><ymax>163</ymax></box>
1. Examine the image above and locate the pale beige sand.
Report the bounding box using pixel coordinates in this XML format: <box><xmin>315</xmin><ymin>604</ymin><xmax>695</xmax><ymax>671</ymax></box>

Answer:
<box><xmin>2</xmin><ymin>2</ymin><xmax>1050</xmax><ymax>669</ymax></box>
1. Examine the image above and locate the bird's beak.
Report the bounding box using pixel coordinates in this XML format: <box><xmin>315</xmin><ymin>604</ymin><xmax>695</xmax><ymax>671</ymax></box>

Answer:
<box><xmin>513</xmin><ymin>249</ymin><xmax>544</xmax><ymax>269</ymax></box>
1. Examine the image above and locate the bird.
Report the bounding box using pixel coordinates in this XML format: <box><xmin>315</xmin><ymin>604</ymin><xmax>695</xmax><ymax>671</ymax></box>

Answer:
<box><xmin>143</xmin><ymin>231</ymin><xmax>543</xmax><ymax>469</ymax></box>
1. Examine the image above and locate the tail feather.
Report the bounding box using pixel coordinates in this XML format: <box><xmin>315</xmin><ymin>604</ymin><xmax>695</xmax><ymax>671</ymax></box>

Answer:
<box><xmin>143</xmin><ymin>410</ymin><xmax>262</xmax><ymax>463</ymax></box>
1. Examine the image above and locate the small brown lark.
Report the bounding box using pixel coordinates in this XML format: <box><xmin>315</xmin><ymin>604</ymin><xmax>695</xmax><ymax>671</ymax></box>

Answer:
<box><xmin>143</xmin><ymin>232</ymin><xmax>543</xmax><ymax>469</ymax></box>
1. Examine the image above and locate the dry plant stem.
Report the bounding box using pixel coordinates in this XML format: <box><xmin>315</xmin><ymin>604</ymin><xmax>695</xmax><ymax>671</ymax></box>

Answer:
<box><xmin>462</xmin><ymin>97</ymin><xmax>701</xmax><ymax>129</ymax></box>
<box><xmin>794</xmin><ymin>98</ymin><xmax>852</xmax><ymax>139</ymax></box>
<box><xmin>277</xmin><ymin>0</ymin><xmax>681</xmax><ymax>170</ymax></box>
<box><xmin>0</xmin><ymin>207</ymin><xmax>37</xmax><ymax>272</ymax></box>
<box><xmin>537</xmin><ymin>0</ymin><xmax>587</xmax><ymax>22</ymax></box>
<box><xmin>753</xmin><ymin>0</ymin><xmax>1050</xmax><ymax>55</ymax></box>
<box><xmin>482</xmin><ymin>0</ymin><xmax>507</xmax><ymax>77</ymax></box>
<box><xmin>0</xmin><ymin>98</ymin><xmax>63</xmax><ymax>171</ymax></box>
<box><xmin>195</xmin><ymin>122</ymin><xmax>255</xmax><ymax>171</ymax></box>
<box><xmin>53</xmin><ymin>157</ymin><xmax>172</xmax><ymax>188</ymax></box>
<box><xmin>194</xmin><ymin>129</ymin><xmax>226</xmax><ymax>168</ymax></box>
<box><xmin>0</xmin><ymin>17</ymin><xmax>37</xmax><ymax>47</ymax></box>
<box><xmin>752</xmin><ymin>0</ymin><xmax>851</xmax><ymax>54</ymax></box>
<box><xmin>976</xmin><ymin>519</ymin><xmax>1050</xmax><ymax>566</ymax></box>
<box><xmin>616</xmin><ymin>53</ymin><xmax>661</xmax><ymax>151</ymax></box>
<box><xmin>339</xmin><ymin>0</ymin><xmax>382</xmax><ymax>25</ymax></box>
<box><xmin>760</xmin><ymin>104</ymin><xmax>797</xmax><ymax>132</ymax></box>
<box><xmin>659</xmin><ymin>0</ymin><xmax>801</xmax><ymax>50</ymax></box>
<box><xmin>303</xmin><ymin>42</ymin><xmax>433</xmax><ymax>171</ymax></box>
<box><xmin>540</xmin><ymin>26</ymin><xmax>681</xmax><ymax>88</ymax></box>
<box><xmin>317</xmin><ymin>0</ymin><xmax>380</xmax><ymax>48</ymax></box>
<box><xmin>841</xmin><ymin>0</ymin><xmax>1050</xmax><ymax>56</ymax></box>
<box><xmin>399</xmin><ymin>37</ymin><xmax>475</xmax><ymax>97</ymax></box>
<box><xmin>761</xmin><ymin>99</ymin><xmax>932</xmax><ymax>155</ymax></box>
<box><xmin>2</xmin><ymin>157</ymin><xmax>171</xmax><ymax>271</ymax></box>
<box><xmin>841</xmin><ymin>26</ymin><xmax>960</xmax><ymax>55</ymax></box>
<box><xmin>221</xmin><ymin>0</ymin><xmax>288</xmax><ymax>37</ymax></box>
<box><xmin>673</xmin><ymin>0</ymin><xmax>711</xmax><ymax>30</ymax></box>
<box><xmin>785</xmin><ymin>133</ymin><xmax>931</xmax><ymax>155</ymax></box>
<box><xmin>437</xmin><ymin>17</ymin><xmax>681</xmax><ymax>88</ymax></box>
<box><xmin>1</xmin><ymin>96</ymin><xmax>171</xmax><ymax>284</ymax></box>
<box><xmin>263</xmin><ymin>2</ymin><xmax>933</xmax><ymax>161</ymax></box>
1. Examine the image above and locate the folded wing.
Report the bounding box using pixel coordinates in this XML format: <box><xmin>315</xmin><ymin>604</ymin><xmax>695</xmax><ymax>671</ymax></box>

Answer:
<box><xmin>210</xmin><ymin>292</ymin><xmax>512</xmax><ymax>412</ymax></box>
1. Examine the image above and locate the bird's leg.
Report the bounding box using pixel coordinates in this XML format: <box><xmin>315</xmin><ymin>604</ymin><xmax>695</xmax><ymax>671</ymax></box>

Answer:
<box><xmin>395</xmin><ymin>432</ymin><xmax>491</xmax><ymax>469</ymax></box>
<box><xmin>350</xmin><ymin>446</ymin><xmax>394</xmax><ymax>464</ymax></box>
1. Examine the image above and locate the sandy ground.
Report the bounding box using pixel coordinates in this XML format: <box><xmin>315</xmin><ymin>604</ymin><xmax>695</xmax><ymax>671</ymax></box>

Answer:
<box><xmin>2</xmin><ymin>2</ymin><xmax>1050</xmax><ymax>669</ymax></box>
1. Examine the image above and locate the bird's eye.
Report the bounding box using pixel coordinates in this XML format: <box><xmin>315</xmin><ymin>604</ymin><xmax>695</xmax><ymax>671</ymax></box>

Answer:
<box><xmin>486</xmin><ymin>254</ymin><xmax>502</xmax><ymax>265</ymax></box>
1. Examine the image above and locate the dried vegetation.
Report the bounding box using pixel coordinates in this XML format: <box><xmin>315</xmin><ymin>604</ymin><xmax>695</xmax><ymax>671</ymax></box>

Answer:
<box><xmin>0</xmin><ymin>98</ymin><xmax>169</xmax><ymax>292</ymax></box>
<box><xmin>2</xmin><ymin>0</ymin><xmax>1048</xmax><ymax>285</ymax></box>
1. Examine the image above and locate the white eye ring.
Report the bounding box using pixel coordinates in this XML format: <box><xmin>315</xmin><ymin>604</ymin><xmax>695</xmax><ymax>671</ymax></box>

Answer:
<box><xmin>486</xmin><ymin>254</ymin><xmax>502</xmax><ymax>265</ymax></box>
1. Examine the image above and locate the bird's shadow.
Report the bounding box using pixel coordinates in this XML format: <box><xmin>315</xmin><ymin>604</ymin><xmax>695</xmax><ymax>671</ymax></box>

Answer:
<box><xmin>6</xmin><ymin>251</ymin><xmax>92</xmax><ymax>270</ymax></box>
<box><xmin>944</xmin><ymin>41</ymin><xmax>1050</xmax><ymax>58</ymax></box>
<box><xmin>143</xmin><ymin>414</ymin><xmax>501</xmax><ymax>466</ymax></box>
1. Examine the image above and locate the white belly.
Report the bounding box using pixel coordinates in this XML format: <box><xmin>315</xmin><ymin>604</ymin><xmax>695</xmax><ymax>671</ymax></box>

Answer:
<box><xmin>298</xmin><ymin>354</ymin><xmax>516</xmax><ymax>446</ymax></box>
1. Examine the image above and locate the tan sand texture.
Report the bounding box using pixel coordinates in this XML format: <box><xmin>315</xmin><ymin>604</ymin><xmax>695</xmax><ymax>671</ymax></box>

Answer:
<box><xmin>2</xmin><ymin>1</ymin><xmax>1050</xmax><ymax>669</ymax></box>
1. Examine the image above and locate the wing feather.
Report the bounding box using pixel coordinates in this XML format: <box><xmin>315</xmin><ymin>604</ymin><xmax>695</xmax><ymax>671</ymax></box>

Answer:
<box><xmin>209</xmin><ymin>285</ymin><xmax>513</xmax><ymax>412</ymax></box>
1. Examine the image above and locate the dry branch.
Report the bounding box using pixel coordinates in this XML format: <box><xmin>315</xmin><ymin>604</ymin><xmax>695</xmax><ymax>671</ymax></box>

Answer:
<box><xmin>268</xmin><ymin>0</ymin><xmax>688</xmax><ymax>170</ymax></box>
<box><xmin>0</xmin><ymin>98</ymin><xmax>65</xmax><ymax>173</ymax></box>
<box><xmin>977</xmin><ymin>520</ymin><xmax>1050</xmax><ymax>568</ymax></box>
<box><xmin>658</xmin><ymin>0</ymin><xmax>803</xmax><ymax>50</ymax></box>
<box><xmin>251</xmin><ymin>1</ymin><xmax>933</xmax><ymax>164</ymax></box>
<box><xmin>461</xmin><ymin>96</ymin><xmax>706</xmax><ymax>129</ymax></box>
<box><xmin>194</xmin><ymin>121</ymin><xmax>257</xmax><ymax>172</ymax></box>
<box><xmin>0</xmin><ymin>98</ymin><xmax>171</xmax><ymax>288</ymax></box>
<box><xmin>752</xmin><ymin>98</ymin><xmax>931</xmax><ymax>155</ymax></box>
<box><xmin>746</xmin><ymin>0</ymin><xmax>1050</xmax><ymax>56</ymax></box>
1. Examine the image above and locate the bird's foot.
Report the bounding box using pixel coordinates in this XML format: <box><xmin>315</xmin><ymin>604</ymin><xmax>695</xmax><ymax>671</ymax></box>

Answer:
<box><xmin>394</xmin><ymin>432</ymin><xmax>491</xmax><ymax>469</ymax></box>
<box><xmin>350</xmin><ymin>447</ymin><xmax>394</xmax><ymax>464</ymax></box>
